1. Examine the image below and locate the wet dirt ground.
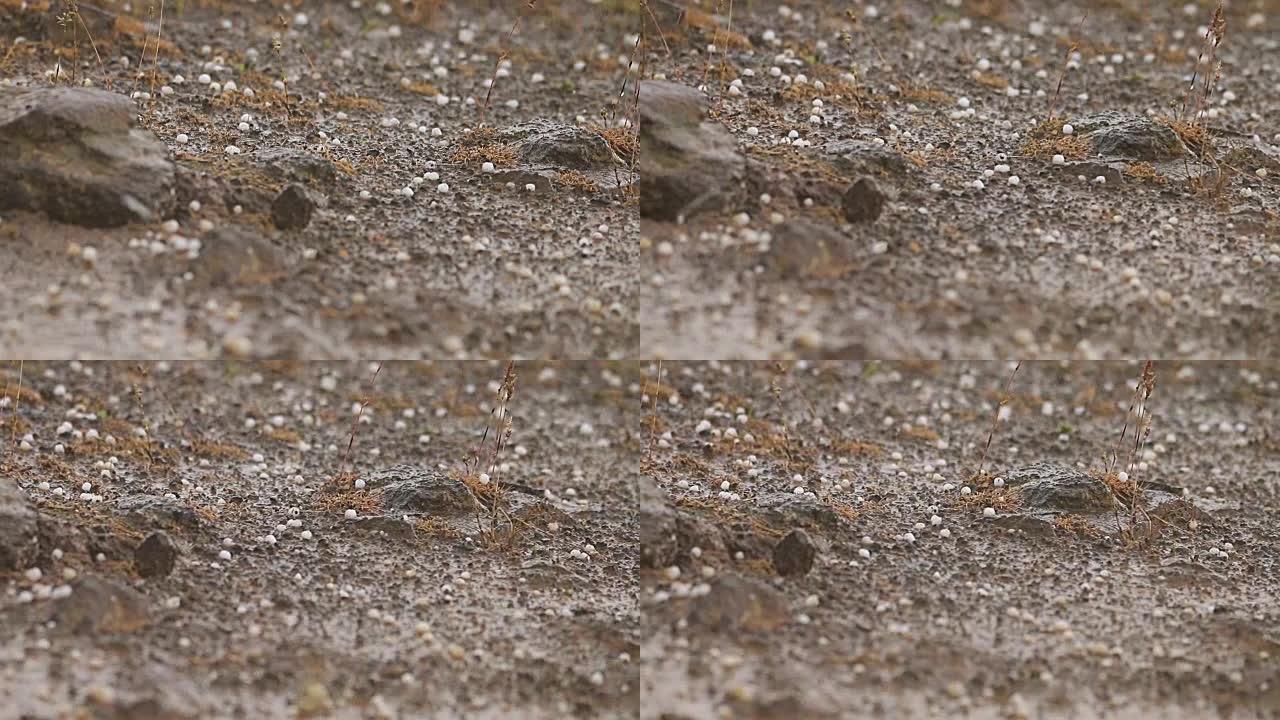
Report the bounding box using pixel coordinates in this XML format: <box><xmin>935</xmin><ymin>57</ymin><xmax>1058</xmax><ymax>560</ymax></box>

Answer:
<box><xmin>0</xmin><ymin>0</ymin><xmax>639</xmax><ymax>359</ymax></box>
<box><xmin>640</xmin><ymin>0</ymin><xmax>1280</xmax><ymax>359</ymax></box>
<box><xmin>641</xmin><ymin>360</ymin><xmax>1280</xmax><ymax>719</ymax></box>
<box><xmin>0</xmin><ymin>360</ymin><xmax>639</xmax><ymax>719</ymax></box>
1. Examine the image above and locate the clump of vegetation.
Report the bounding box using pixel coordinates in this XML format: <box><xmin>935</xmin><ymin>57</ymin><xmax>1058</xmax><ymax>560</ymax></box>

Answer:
<box><xmin>459</xmin><ymin>361</ymin><xmax>520</xmax><ymax>548</ymax></box>
<box><xmin>1023</xmin><ymin>119</ymin><xmax>1089</xmax><ymax>161</ymax></box>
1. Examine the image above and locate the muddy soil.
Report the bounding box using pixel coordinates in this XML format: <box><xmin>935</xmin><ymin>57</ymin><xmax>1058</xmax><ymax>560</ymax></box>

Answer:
<box><xmin>0</xmin><ymin>0</ymin><xmax>639</xmax><ymax>359</ymax></box>
<box><xmin>0</xmin><ymin>360</ymin><xmax>640</xmax><ymax>719</ymax></box>
<box><xmin>641</xmin><ymin>360</ymin><xmax>1280</xmax><ymax>719</ymax></box>
<box><xmin>640</xmin><ymin>0</ymin><xmax>1280</xmax><ymax>358</ymax></box>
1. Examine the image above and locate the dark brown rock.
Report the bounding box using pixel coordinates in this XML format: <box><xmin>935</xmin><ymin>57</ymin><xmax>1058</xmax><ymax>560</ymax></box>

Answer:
<box><xmin>772</xmin><ymin>528</ymin><xmax>816</xmax><ymax>576</ymax></box>
<box><xmin>134</xmin><ymin>531</ymin><xmax>179</xmax><ymax>578</ymax></box>
<box><xmin>271</xmin><ymin>183</ymin><xmax>316</xmax><ymax>230</ymax></box>
<box><xmin>841</xmin><ymin>177</ymin><xmax>885</xmax><ymax>223</ymax></box>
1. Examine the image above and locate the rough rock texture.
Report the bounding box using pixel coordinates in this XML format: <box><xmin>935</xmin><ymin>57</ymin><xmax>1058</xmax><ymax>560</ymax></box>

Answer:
<box><xmin>134</xmin><ymin>531</ymin><xmax>179</xmax><ymax>578</ymax></box>
<box><xmin>378</xmin><ymin>467</ymin><xmax>475</xmax><ymax>515</ymax></box>
<box><xmin>772</xmin><ymin>528</ymin><xmax>816</xmax><ymax>576</ymax></box>
<box><xmin>755</xmin><ymin>491</ymin><xmax>841</xmax><ymax>528</ymax></box>
<box><xmin>639</xmin><ymin>80</ymin><xmax>745</xmax><ymax>221</ymax></box>
<box><xmin>191</xmin><ymin>226</ymin><xmax>286</xmax><ymax>290</ymax></box>
<box><xmin>1006</xmin><ymin>463</ymin><xmax>1115</xmax><ymax>512</ymax></box>
<box><xmin>115</xmin><ymin>496</ymin><xmax>203</xmax><ymax>533</ymax></box>
<box><xmin>52</xmin><ymin>575</ymin><xmax>152</xmax><ymax>635</ymax></box>
<box><xmin>0</xmin><ymin>477</ymin><xmax>39</xmax><ymax>571</ymax></box>
<box><xmin>1071</xmin><ymin>111</ymin><xmax>1188</xmax><ymax>161</ymax></box>
<box><xmin>766</xmin><ymin>219</ymin><xmax>857</xmax><ymax>279</ymax></box>
<box><xmin>502</xmin><ymin>119</ymin><xmax>619</xmax><ymax>170</ymax></box>
<box><xmin>688</xmin><ymin>573</ymin><xmax>791</xmax><ymax>633</ymax></box>
<box><xmin>825</xmin><ymin>139</ymin><xmax>911</xmax><ymax>178</ymax></box>
<box><xmin>0</xmin><ymin>86</ymin><xmax>175</xmax><ymax>226</ymax></box>
<box><xmin>253</xmin><ymin>147</ymin><xmax>338</xmax><ymax>188</ymax></box>
<box><xmin>639</xmin><ymin>476</ymin><xmax>678</xmax><ymax>568</ymax></box>
<box><xmin>271</xmin><ymin>183</ymin><xmax>317</xmax><ymax>230</ymax></box>
<box><xmin>841</xmin><ymin>177</ymin><xmax>886</xmax><ymax>223</ymax></box>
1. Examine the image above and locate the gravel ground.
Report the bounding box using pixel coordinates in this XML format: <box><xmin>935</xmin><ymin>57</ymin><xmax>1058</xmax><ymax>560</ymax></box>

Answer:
<box><xmin>640</xmin><ymin>0</ymin><xmax>1280</xmax><ymax>358</ymax></box>
<box><xmin>0</xmin><ymin>360</ymin><xmax>639</xmax><ymax>719</ymax></box>
<box><xmin>640</xmin><ymin>360</ymin><xmax>1280</xmax><ymax>719</ymax></box>
<box><xmin>0</xmin><ymin>0</ymin><xmax>639</xmax><ymax>359</ymax></box>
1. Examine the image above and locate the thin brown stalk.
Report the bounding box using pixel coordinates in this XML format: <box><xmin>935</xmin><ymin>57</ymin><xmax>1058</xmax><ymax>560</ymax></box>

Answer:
<box><xmin>481</xmin><ymin>1</ymin><xmax>538</xmax><ymax>125</ymax></box>
<box><xmin>339</xmin><ymin>363</ymin><xmax>384</xmax><ymax>477</ymax></box>
<box><xmin>972</xmin><ymin>362</ymin><xmax>1021</xmax><ymax>481</ymax></box>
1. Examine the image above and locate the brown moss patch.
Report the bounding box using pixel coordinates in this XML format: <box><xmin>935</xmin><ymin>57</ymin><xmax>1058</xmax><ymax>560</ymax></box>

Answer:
<box><xmin>554</xmin><ymin>171</ymin><xmax>599</xmax><ymax>193</ymax></box>
<box><xmin>1023</xmin><ymin>119</ymin><xmax>1089</xmax><ymax>161</ymax></box>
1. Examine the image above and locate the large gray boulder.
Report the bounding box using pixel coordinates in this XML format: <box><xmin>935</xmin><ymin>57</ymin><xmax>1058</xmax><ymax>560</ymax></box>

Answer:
<box><xmin>0</xmin><ymin>86</ymin><xmax>175</xmax><ymax>226</ymax></box>
<box><xmin>0</xmin><ymin>477</ymin><xmax>38</xmax><ymax>571</ymax></box>
<box><xmin>1006</xmin><ymin>463</ymin><xmax>1115</xmax><ymax>512</ymax></box>
<box><xmin>639</xmin><ymin>80</ymin><xmax>744</xmax><ymax>221</ymax></box>
<box><xmin>1070</xmin><ymin>111</ymin><xmax>1188</xmax><ymax>162</ymax></box>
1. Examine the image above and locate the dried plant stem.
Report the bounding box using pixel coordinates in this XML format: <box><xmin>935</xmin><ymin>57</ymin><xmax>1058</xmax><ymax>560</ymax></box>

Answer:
<box><xmin>972</xmin><ymin>362</ymin><xmax>1022</xmax><ymax>481</ymax></box>
<box><xmin>339</xmin><ymin>363</ymin><xmax>384</xmax><ymax>477</ymax></box>
<box><xmin>480</xmin><ymin>1</ymin><xmax>538</xmax><ymax>125</ymax></box>
<box><xmin>646</xmin><ymin>361</ymin><xmax>663</xmax><ymax>461</ymax></box>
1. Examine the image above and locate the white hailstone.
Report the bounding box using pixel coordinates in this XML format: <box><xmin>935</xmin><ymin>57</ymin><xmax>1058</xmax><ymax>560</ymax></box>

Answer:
<box><xmin>994</xmin><ymin>164</ymin><xmax>1010</xmax><ymax>173</ymax></box>
<box><xmin>1062</xmin><ymin>124</ymin><xmax>1074</xmax><ymax>135</ymax></box>
<box><xmin>695</xmin><ymin>419</ymin><xmax>712</xmax><ymax>434</ymax></box>
<box><xmin>264</xmin><ymin>534</ymin><xmax>277</xmax><ymax>545</ymax></box>
<box><xmin>858</xmin><ymin>548</ymin><xmax>872</xmax><ymax>559</ymax></box>
<box><xmin>197</xmin><ymin>73</ymin><xmax>212</xmax><ymax>84</ymax></box>
<box><xmin>983</xmin><ymin>507</ymin><xmax>996</xmax><ymax>517</ymax></box>
<box><xmin>972</xmin><ymin>179</ymin><xmax>985</xmax><ymax>190</ymax></box>
<box><xmin>1094</xmin><ymin>176</ymin><xmax>1107</xmax><ymax>184</ymax></box>
<box><xmin>930</xmin><ymin>515</ymin><xmax>942</xmax><ymax>526</ymax></box>
<box><xmin>589</xmin><ymin>671</ymin><xmax>604</xmax><ymax>686</ymax></box>
<box><xmin>355</xmin><ymin>479</ymin><xmax>366</xmax><ymax>489</ymax></box>
<box><xmin>218</xmin><ymin>550</ymin><xmax>232</xmax><ymax>561</ymax></box>
<box><xmin>524</xmin><ymin>183</ymin><xmax>536</xmax><ymax>192</ymax></box>
<box><xmin>24</xmin><ymin>567</ymin><xmax>42</xmax><ymax>582</ymax></box>
<box><xmin>993</xmin><ymin>477</ymin><xmax>1005</xmax><ymax>487</ymax></box>
<box><xmin>437</xmin><ymin>183</ymin><xmax>450</xmax><ymax>193</ymax></box>
<box><xmin>960</xmin><ymin>486</ymin><xmax>972</xmax><ymax>495</ymax></box>
<box><xmin>238</xmin><ymin>122</ymin><xmax>250</xmax><ymax>131</ymax></box>
<box><xmin>940</xmin><ymin>528</ymin><xmax>951</xmax><ymax>538</ymax></box>
<box><xmin>904</xmin><ymin>532</ymin><xmax>916</xmax><ymax>543</ymax></box>
<box><xmin>1051</xmin><ymin>153</ymin><xmax>1065</xmax><ymax>165</ymax></box>
<box><xmin>663</xmin><ymin>566</ymin><xmax>681</xmax><ymax>580</ymax></box>
<box><xmin>224</xmin><ymin>145</ymin><xmax>241</xmax><ymax>155</ymax></box>
<box><xmin>345</xmin><ymin>509</ymin><xmax>357</xmax><ymax>519</ymax></box>
<box><xmin>300</xmin><ymin>530</ymin><xmax>313</xmax><ymax>540</ymax></box>
<box><xmin>956</xmin><ymin>96</ymin><xmax>971</xmax><ymax>108</ymax></box>
<box><xmin>482</xmin><ymin>162</ymin><xmax>495</xmax><ymax>173</ymax></box>
<box><xmin>805</xmin><ymin>594</ymin><xmax>820</xmax><ymax>607</ymax></box>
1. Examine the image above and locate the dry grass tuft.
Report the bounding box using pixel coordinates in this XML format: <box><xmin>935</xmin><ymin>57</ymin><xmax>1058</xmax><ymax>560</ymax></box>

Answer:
<box><xmin>1124</xmin><ymin>161</ymin><xmax>1166</xmax><ymax>184</ymax></box>
<box><xmin>1054</xmin><ymin>514</ymin><xmax>1101</xmax><ymax>538</ymax></box>
<box><xmin>448</xmin><ymin>143</ymin><xmax>519</xmax><ymax>168</ymax></box>
<box><xmin>554</xmin><ymin>171</ymin><xmax>599</xmax><ymax>193</ymax></box>
<box><xmin>1023</xmin><ymin>119</ymin><xmax>1090</xmax><ymax>161</ymax></box>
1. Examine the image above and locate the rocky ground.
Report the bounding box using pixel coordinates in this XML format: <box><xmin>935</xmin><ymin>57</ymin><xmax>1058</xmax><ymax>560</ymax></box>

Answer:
<box><xmin>639</xmin><ymin>0</ymin><xmax>1280</xmax><ymax>358</ymax></box>
<box><xmin>0</xmin><ymin>0</ymin><xmax>639</xmax><ymax>359</ymax></box>
<box><xmin>641</xmin><ymin>360</ymin><xmax>1280</xmax><ymax>719</ymax></box>
<box><xmin>0</xmin><ymin>360</ymin><xmax>640</xmax><ymax>719</ymax></box>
